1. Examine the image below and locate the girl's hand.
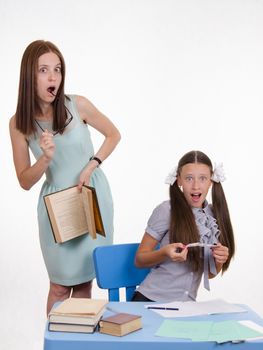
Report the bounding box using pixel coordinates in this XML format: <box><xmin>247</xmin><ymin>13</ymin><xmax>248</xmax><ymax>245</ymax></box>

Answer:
<box><xmin>163</xmin><ymin>243</ymin><xmax>188</xmax><ymax>262</ymax></box>
<box><xmin>39</xmin><ymin>130</ymin><xmax>55</xmax><ymax>161</ymax></box>
<box><xmin>211</xmin><ymin>243</ymin><xmax>229</xmax><ymax>265</ymax></box>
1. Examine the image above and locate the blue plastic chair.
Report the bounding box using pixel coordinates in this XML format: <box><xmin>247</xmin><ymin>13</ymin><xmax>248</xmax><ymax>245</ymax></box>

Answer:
<box><xmin>93</xmin><ymin>243</ymin><xmax>150</xmax><ymax>301</ymax></box>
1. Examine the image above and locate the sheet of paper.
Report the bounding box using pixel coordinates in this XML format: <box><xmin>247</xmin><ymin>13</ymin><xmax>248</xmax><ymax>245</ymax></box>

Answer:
<box><xmin>155</xmin><ymin>320</ymin><xmax>213</xmax><ymax>339</ymax></box>
<box><xmin>239</xmin><ymin>320</ymin><xmax>263</xmax><ymax>341</ymax></box>
<box><xmin>145</xmin><ymin>299</ymin><xmax>247</xmax><ymax>318</ymax></box>
<box><xmin>207</xmin><ymin>320</ymin><xmax>263</xmax><ymax>343</ymax></box>
<box><xmin>155</xmin><ymin>319</ymin><xmax>263</xmax><ymax>343</ymax></box>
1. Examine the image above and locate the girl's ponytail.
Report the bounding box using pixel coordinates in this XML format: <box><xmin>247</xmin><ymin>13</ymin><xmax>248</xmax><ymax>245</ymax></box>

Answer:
<box><xmin>212</xmin><ymin>183</ymin><xmax>235</xmax><ymax>272</ymax></box>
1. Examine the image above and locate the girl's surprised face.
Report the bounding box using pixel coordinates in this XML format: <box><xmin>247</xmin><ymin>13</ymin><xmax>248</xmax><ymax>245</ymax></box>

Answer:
<box><xmin>36</xmin><ymin>52</ymin><xmax>62</xmax><ymax>103</ymax></box>
<box><xmin>177</xmin><ymin>163</ymin><xmax>212</xmax><ymax>208</ymax></box>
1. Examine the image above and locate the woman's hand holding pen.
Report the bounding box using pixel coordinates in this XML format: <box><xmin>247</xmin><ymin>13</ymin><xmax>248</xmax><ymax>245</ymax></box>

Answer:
<box><xmin>39</xmin><ymin>130</ymin><xmax>55</xmax><ymax>161</ymax></box>
<box><xmin>163</xmin><ymin>243</ymin><xmax>188</xmax><ymax>262</ymax></box>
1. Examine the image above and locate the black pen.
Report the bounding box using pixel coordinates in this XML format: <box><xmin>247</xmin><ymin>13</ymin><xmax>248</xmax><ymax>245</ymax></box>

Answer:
<box><xmin>147</xmin><ymin>306</ymin><xmax>179</xmax><ymax>310</ymax></box>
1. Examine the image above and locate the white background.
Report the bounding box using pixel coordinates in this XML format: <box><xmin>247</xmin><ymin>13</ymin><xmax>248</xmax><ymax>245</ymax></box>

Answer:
<box><xmin>1</xmin><ymin>0</ymin><xmax>262</xmax><ymax>349</ymax></box>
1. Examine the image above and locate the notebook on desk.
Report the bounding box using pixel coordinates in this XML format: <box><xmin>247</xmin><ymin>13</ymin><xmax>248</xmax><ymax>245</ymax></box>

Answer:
<box><xmin>145</xmin><ymin>299</ymin><xmax>247</xmax><ymax>318</ymax></box>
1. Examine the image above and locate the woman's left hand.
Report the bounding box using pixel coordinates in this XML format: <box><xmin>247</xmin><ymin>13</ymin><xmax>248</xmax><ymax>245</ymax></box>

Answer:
<box><xmin>211</xmin><ymin>243</ymin><xmax>229</xmax><ymax>265</ymax></box>
<box><xmin>77</xmin><ymin>161</ymin><xmax>98</xmax><ymax>190</ymax></box>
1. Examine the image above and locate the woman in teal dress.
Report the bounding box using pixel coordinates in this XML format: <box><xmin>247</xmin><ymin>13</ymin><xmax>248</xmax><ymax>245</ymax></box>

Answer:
<box><xmin>9</xmin><ymin>40</ymin><xmax>121</xmax><ymax>315</ymax></box>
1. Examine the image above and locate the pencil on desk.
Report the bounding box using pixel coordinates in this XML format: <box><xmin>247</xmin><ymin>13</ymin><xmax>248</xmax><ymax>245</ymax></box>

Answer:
<box><xmin>147</xmin><ymin>306</ymin><xmax>179</xmax><ymax>311</ymax></box>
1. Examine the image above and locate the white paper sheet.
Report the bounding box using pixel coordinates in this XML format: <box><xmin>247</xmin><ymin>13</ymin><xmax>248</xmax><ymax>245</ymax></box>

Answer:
<box><xmin>145</xmin><ymin>299</ymin><xmax>247</xmax><ymax>318</ymax></box>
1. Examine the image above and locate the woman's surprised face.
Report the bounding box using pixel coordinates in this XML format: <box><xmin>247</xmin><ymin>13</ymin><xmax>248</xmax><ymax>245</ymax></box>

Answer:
<box><xmin>177</xmin><ymin>163</ymin><xmax>212</xmax><ymax>208</ymax></box>
<box><xmin>36</xmin><ymin>52</ymin><xmax>62</xmax><ymax>103</ymax></box>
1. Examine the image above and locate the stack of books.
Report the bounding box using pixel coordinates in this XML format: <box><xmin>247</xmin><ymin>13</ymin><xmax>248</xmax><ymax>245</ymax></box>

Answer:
<box><xmin>48</xmin><ymin>297</ymin><xmax>108</xmax><ymax>333</ymax></box>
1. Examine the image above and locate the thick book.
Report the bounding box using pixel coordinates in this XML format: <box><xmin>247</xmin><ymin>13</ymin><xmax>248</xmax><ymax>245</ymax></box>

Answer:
<box><xmin>99</xmin><ymin>313</ymin><xmax>142</xmax><ymax>336</ymax></box>
<box><xmin>44</xmin><ymin>185</ymin><xmax>105</xmax><ymax>243</ymax></box>
<box><xmin>49</xmin><ymin>322</ymin><xmax>97</xmax><ymax>333</ymax></box>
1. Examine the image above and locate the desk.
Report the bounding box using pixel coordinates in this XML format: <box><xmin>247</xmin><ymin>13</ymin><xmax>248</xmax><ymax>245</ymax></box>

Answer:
<box><xmin>44</xmin><ymin>302</ymin><xmax>263</xmax><ymax>350</ymax></box>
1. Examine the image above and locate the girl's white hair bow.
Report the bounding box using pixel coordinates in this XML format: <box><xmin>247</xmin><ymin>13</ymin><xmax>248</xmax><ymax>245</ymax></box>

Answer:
<box><xmin>211</xmin><ymin>162</ymin><xmax>226</xmax><ymax>183</ymax></box>
<box><xmin>164</xmin><ymin>165</ymin><xmax>178</xmax><ymax>185</ymax></box>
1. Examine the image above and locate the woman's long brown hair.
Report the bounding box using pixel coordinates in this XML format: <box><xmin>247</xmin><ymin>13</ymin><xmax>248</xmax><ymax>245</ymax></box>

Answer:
<box><xmin>169</xmin><ymin>150</ymin><xmax>235</xmax><ymax>273</ymax></box>
<box><xmin>15</xmin><ymin>40</ymin><xmax>67</xmax><ymax>135</ymax></box>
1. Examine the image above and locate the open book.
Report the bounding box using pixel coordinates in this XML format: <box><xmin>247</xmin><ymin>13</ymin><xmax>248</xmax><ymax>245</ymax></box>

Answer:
<box><xmin>44</xmin><ymin>185</ymin><xmax>105</xmax><ymax>243</ymax></box>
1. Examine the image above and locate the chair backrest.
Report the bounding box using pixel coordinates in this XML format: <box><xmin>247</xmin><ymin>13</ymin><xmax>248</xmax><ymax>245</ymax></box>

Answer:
<box><xmin>93</xmin><ymin>243</ymin><xmax>150</xmax><ymax>301</ymax></box>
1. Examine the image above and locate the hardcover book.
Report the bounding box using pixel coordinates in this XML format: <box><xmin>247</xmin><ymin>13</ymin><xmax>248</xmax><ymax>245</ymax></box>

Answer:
<box><xmin>49</xmin><ymin>297</ymin><xmax>108</xmax><ymax>317</ymax></box>
<box><xmin>48</xmin><ymin>306</ymin><xmax>105</xmax><ymax>326</ymax></box>
<box><xmin>49</xmin><ymin>322</ymin><xmax>97</xmax><ymax>333</ymax></box>
<box><xmin>44</xmin><ymin>185</ymin><xmax>105</xmax><ymax>243</ymax></box>
<box><xmin>99</xmin><ymin>313</ymin><xmax>142</xmax><ymax>336</ymax></box>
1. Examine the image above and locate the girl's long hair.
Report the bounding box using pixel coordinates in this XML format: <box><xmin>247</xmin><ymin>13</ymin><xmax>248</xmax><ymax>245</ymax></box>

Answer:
<box><xmin>169</xmin><ymin>150</ymin><xmax>235</xmax><ymax>272</ymax></box>
<box><xmin>15</xmin><ymin>40</ymin><xmax>67</xmax><ymax>135</ymax></box>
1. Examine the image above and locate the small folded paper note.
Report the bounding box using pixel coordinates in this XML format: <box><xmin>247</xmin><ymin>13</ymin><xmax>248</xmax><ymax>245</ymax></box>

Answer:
<box><xmin>186</xmin><ymin>242</ymin><xmax>214</xmax><ymax>248</ymax></box>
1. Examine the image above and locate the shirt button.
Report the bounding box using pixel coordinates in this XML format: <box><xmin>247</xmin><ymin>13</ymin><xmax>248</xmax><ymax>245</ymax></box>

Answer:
<box><xmin>190</xmin><ymin>272</ymin><xmax>194</xmax><ymax>276</ymax></box>
<box><xmin>185</xmin><ymin>291</ymin><xmax>189</xmax><ymax>295</ymax></box>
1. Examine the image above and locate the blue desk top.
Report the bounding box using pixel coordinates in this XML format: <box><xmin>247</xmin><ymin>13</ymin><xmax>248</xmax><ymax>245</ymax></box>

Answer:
<box><xmin>44</xmin><ymin>302</ymin><xmax>263</xmax><ymax>350</ymax></box>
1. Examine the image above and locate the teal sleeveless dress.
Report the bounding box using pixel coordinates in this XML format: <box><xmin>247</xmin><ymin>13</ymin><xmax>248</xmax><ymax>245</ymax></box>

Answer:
<box><xmin>28</xmin><ymin>95</ymin><xmax>114</xmax><ymax>286</ymax></box>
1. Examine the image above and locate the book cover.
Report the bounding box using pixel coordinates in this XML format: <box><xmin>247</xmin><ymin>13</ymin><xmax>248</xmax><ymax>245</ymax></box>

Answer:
<box><xmin>99</xmin><ymin>313</ymin><xmax>142</xmax><ymax>336</ymax></box>
<box><xmin>44</xmin><ymin>185</ymin><xmax>105</xmax><ymax>243</ymax></box>
<box><xmin>49</xmin><ymin>297</ymin><xmax>108</xmax><ymax>315</ymax></box>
